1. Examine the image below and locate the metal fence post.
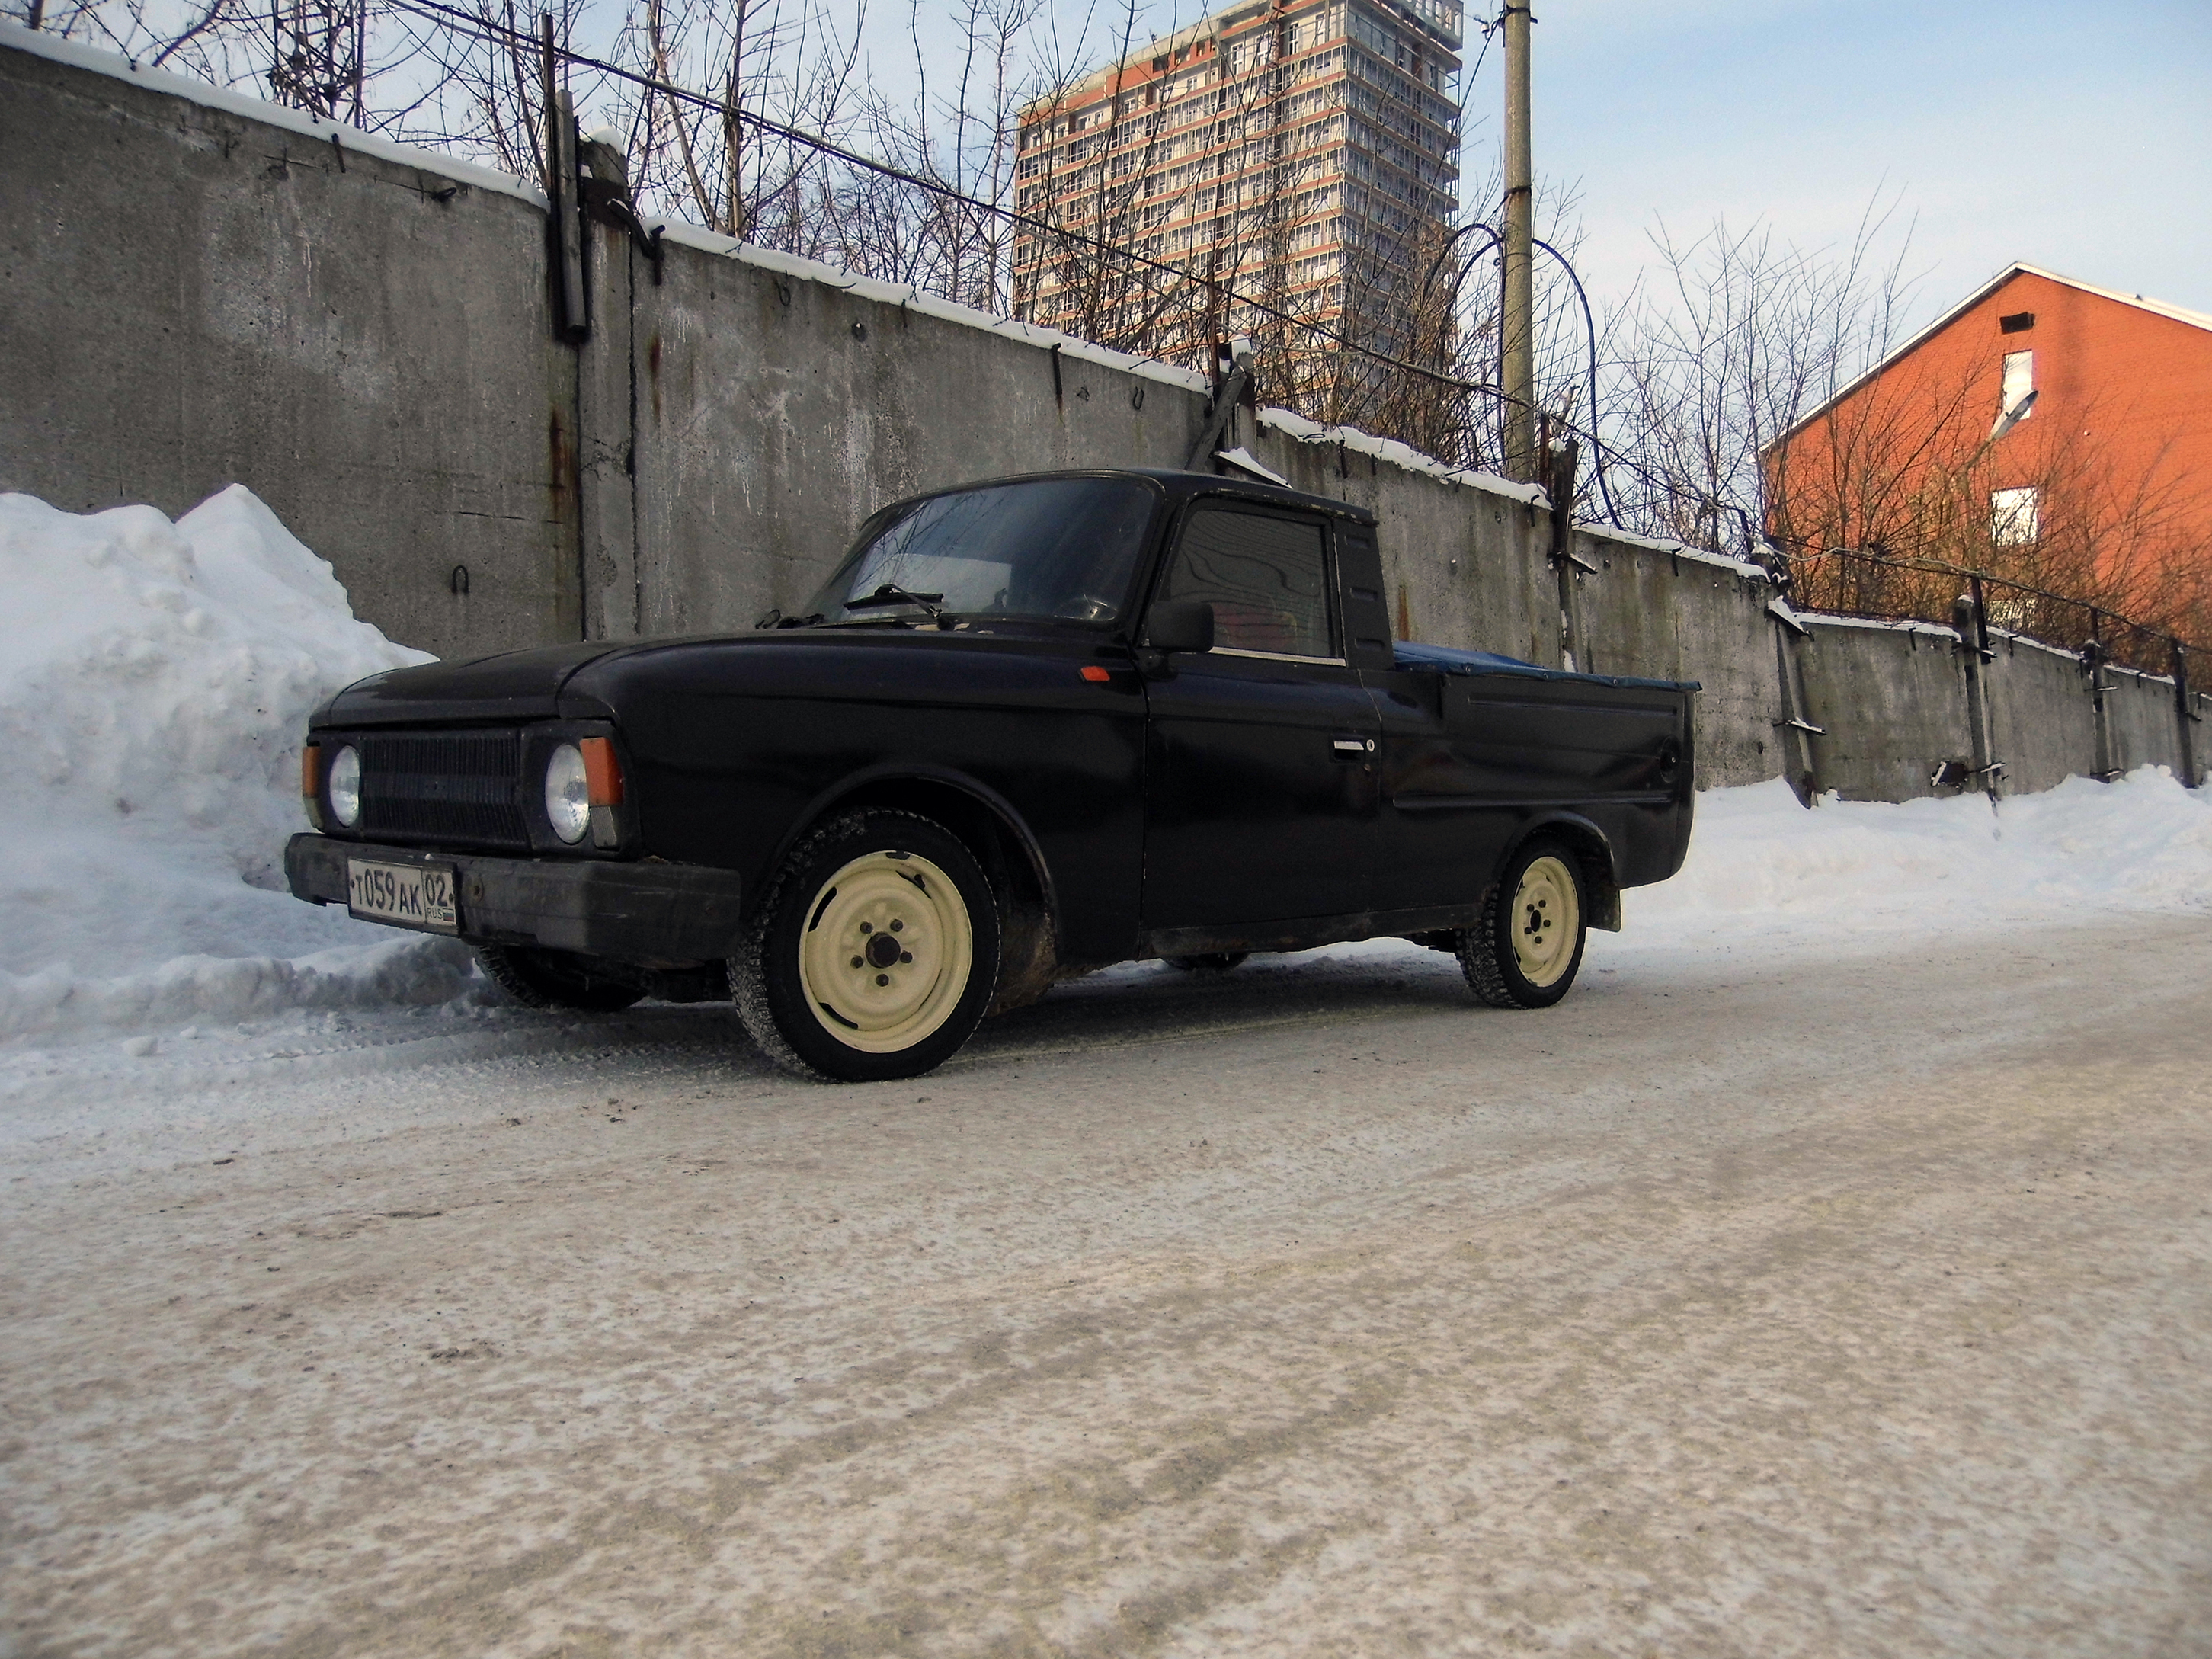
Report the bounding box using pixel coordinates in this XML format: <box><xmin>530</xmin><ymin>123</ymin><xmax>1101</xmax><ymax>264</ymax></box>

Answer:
<box><xmin>542</xmin><ymin>15</ymin><xmax>587</xmax><ymax>345</ymax></box>
<box><xmin>1547</xmin><ymin>439</ymin><xmax>1587</xmax><ymax>674</ymax></box>
<box><xmin>1769</xmin><ymin>601</ymin><xmax>1821</xmax><ymax>805</ymax></box>
<box><xmin>2084</xmin><ymin>611</ymin><xmax>2118</xmax><ymax>782</ymax></box>
<box><xmin>1953</xmin><ymin>589</ymin><xmax>1999</xmax><ymax>799</ymax></box>
<box><xmin>2176</xmin><ymin>641</ymin><xmax>2201</xmax><ymax>789</ymax></box>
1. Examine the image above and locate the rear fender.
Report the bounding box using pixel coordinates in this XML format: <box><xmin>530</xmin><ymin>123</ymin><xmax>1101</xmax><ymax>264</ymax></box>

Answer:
<box><xmin>1503</xmin><ymin>812</ymin><xmax>1622</xmax><ymax>932</ymax></box>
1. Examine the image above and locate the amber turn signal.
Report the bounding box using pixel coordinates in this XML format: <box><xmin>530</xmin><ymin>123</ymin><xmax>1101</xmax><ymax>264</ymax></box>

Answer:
<box><xmin>578</xmin><ymin>736</ymin><xmax>624</xmax><ymax>805</ymax></box>
<box><xmin>300</xmin><ymin>743</ymin><xmax>325</xmax><ymax>831</ymax></box>
<box><xmin>578</xmin><ymin>736</ymin><xmax>625</xmax><ymax>849</ymax></box>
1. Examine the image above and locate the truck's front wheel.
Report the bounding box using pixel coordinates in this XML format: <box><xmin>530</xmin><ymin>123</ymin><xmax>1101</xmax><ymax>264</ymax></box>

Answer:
<box><xmin>733</xmin><ymin>810</ymin><xmax>1001</xmax><ymax>1081</ymax></box>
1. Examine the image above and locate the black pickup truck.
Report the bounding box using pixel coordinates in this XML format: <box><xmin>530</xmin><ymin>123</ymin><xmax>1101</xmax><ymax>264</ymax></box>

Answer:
<box><xmin>287</xmin><ymin>469</ymin><xmax>1696</xmax><ymax>1080</ymax></box>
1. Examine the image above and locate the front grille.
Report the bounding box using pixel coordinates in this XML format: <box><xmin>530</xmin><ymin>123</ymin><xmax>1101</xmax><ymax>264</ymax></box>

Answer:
<box><xmin>357</xmin><ymin>729</ymin><xmax>529</xmax><ymax>849</ymax></box>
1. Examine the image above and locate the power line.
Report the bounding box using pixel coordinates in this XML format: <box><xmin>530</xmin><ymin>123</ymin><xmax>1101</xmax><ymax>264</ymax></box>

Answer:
<box><xmin>376</xmin><ymin>0</ymin><xmax>1717</xmax><ymax>533</ymax></box>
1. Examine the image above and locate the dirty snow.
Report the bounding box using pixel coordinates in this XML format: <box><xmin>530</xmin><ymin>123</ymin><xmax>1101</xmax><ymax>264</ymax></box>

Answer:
<box><xmin>5</xmin><ymin>493</ymin><xmax>2212</xmax><ymax>1658</ymax></box>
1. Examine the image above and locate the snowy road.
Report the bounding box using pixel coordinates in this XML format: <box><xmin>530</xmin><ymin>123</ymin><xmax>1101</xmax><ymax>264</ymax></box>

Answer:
<box><xmin>7</xmin><ymin>913</ymin><xmax>2210</xmax><ymax>1657</ymax></box>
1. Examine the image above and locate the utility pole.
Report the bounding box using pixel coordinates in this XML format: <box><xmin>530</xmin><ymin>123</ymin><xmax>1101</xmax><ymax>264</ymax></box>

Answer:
<box><xmin>1501</xmin><ymin>3</ymin><xmax>1535</xmax><ymax>482</ymax></box>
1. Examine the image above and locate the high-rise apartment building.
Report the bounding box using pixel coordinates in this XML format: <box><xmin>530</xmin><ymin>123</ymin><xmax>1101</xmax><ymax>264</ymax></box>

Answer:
<box><xmin>1011</xmin><ymin>0</ymin><xmax>1462</xmax><ymax>377</ymax></box>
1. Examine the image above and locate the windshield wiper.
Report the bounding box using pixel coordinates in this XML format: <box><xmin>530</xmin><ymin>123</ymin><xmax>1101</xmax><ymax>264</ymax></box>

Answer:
<box><xmin>840</xmin><ymin>583</ymin><xmax>945</xmax><ymax>622</ymax></box>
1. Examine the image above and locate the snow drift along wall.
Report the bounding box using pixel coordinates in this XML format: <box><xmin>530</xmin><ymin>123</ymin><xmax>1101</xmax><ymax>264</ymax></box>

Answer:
<box><xmin>0</xmin><ymin>489</ymin><xmax>472</xmax><ymax>1037</ymax></box>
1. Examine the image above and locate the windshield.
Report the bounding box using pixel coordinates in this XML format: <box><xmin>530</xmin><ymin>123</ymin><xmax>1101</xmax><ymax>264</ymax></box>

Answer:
<box><xmin>805</xmin><ymin>477</ymin><xmax>1159</xmax><ymax>626</ymax></box>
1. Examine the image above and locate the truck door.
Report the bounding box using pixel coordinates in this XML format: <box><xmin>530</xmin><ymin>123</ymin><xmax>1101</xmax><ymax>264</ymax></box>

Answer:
<box><xmin>1141</xmin><ymin>503</ymin><xmax>1379</xmax><ymax>929</ymax></box>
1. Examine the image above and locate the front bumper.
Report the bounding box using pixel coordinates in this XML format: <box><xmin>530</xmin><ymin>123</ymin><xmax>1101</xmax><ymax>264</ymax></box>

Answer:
<box><xmin>285</xmin><ymin>834</ymin><xmax>747</xmax><ymax>964</ymax></box>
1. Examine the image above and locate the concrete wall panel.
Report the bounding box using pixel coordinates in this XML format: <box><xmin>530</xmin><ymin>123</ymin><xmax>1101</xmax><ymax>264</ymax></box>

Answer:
<box><xmin>1984</xmin><ymin>639</ymin><xmax>2099</xmax><ymax>796</ymax></box>
<box><xmin>0</xmin><ymin>38</ymin><xmax>577</xmax><ymax>661</ymax></box>
<box><xmin>1575</xmin><ymin>536</ymin><xmax>1781</xmax><ymax>788</ymax></box>
<box><xmin>619</xmin><ymin>229</ymin><xmax>1207</xmax><ymax>639</ymax></box>
<box><xmin>2106</xmin><ymin>671</ymin><xmax>2183</xmax><ymax>778</ymax></box>
<box><xmin>1798</xmin><ymin>622</ymin><xmax>1970</xmax><ymax>801</ymax></box>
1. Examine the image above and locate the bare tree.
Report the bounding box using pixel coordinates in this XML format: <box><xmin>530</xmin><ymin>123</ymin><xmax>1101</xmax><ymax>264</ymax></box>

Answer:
<box><xmin>1597</xmin><ymin>198</ymin><xmax>1921</xmax><ymax>554</ymax></box>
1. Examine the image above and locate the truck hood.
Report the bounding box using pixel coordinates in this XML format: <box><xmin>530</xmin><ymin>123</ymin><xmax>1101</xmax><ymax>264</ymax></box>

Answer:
<box><xmin>315</xmin><ymin>640</ymin><xmax>632</xmax><ymax>727</ymax></box>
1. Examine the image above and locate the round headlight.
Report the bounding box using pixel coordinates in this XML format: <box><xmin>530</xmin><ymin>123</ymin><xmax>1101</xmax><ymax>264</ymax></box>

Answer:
<box><xmin>544</xmin><ymin>743</ymin><xmax>590</xmax><ymax>844</ymax></box>
<box><xmin>328</xmin><ymin>745</ymin><xmax>362</xmax><ymax>828</ymax></box>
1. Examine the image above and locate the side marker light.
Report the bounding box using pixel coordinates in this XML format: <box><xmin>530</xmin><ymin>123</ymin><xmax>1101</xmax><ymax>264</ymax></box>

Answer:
<box><xmin>579</xmin><ymin>736</ymin><xmax>625</xmax><ymax>848</ymax></box>
<box><xmin>1080</xmin><ymin>665</ymin><xmax>1112</xmax><ymax>683</ymax></box>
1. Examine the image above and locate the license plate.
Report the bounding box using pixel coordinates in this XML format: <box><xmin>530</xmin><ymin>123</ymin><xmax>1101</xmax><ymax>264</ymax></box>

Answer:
<box><xmin>347</xmin><ymin>858</ymin><xmax>459</xmax><ymax>934</ymax></box>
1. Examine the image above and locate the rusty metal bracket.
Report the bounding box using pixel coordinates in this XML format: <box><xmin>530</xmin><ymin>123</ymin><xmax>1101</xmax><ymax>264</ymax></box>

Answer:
<box><xmin>584</xmin><ymin>193</ymin><xmax>665</xmax><ymax>284</ymax></box>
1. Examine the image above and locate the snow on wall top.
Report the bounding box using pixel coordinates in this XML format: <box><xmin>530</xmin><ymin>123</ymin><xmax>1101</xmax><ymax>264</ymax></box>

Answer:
<box><xmin>2</xmin><ymin>21</ymin><xmax>546</xmax><ymax>206</ymax></box>
<box><xmin>1798</xmin><ymin>611</ymin><xmax>1961</xmax><ymax>643</ymax></box>
<box><xmin>653</xmin><ymin>223</ymin><xmax>1214</xmax><ymax>397</ymax></box>
<box><xmin>1588</xmin><ymin>524</ymin><xmax>1771</xmax><ymax>580</ymax></box>
<box><xmin>1255</xmin><ymin>408</ymin><xmax>1548</xmax><ymax>505</ymax></box>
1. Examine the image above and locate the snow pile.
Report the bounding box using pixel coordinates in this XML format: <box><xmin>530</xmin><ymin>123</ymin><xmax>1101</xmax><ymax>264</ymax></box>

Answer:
<box><xmin>0</xmin><ymin>488</ymin><xmax>474</xmax><ymax>1040</ymax></box>
<box><xmin>1628</xmin><ymin>770</ymin><xmax>2212</xmax><ymax>942</ymax></box>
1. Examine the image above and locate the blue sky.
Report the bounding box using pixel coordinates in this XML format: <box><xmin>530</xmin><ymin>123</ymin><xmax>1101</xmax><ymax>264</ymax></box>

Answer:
<box><xmin>1522</xmin><ymin>0</ymin><xmax>2212</xmax><ymax>326</ymax></box>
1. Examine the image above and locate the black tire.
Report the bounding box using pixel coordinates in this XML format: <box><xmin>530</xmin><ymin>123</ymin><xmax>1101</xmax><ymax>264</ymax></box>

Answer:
<box><xmin>476</xmin><ymin>944</ymin><xmax>647</xmax><ymax>1012</ymax></box>
<box><xmin>1458</xmin><ymin>837</ymin><xmax>1588</xmax><ymax>1010</ymax></box>
<box><xmin>1164</xmin><ymin>952</ymin><xmax>1250</xmax><ymax>974</ymax></box>
<box><xmin>731</xmin><ymin>810</ymin><xmax>1001</xmax><ymax>1082</ymax></box>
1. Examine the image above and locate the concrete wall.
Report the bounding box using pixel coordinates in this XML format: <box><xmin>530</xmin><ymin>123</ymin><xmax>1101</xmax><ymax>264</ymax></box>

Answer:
<box><xmin>1792</xmin><ymin>618</ymin><xmax>2206</xmax><ymax>800</ymax></box>
<box><xmin>591</xmin><ymin>229</ymin><xmax>1214</xmax><ymax>642</ymax></box>
<box><xmin>4</xmin><ymin>28</ymin><xmax>2201</xmax><ymax>803</ymax></box>
<box><xmin>1794</xmin><ymin>620</ymin><xmax>1971</xmax><ymax>802</ymax></box>
<box><xmin>2107</xmin><ymin>669</ymin><xmax>2185</xmax><ymax>779</ymax></box>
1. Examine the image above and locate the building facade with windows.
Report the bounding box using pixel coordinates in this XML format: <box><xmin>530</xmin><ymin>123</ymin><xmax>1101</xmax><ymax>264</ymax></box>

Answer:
<box><xmin>1768</xmin><ymin>264</ymin><xmax>2212</xmax><ymax>616</ymax></box>
<box><xmin>1010</xmin><ymin>0</ymin><xmax>1461</xmax><ymax>378</ymax></box>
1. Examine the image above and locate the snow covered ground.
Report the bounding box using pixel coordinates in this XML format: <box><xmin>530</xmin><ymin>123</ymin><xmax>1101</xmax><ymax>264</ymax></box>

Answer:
<box><xmin>5</xmin><ymin>491</ymin><xmax>2212</xmax><ymax>1657</ymax></box>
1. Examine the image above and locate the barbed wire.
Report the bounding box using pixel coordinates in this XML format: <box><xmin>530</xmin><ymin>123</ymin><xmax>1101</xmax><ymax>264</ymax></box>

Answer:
<box><xmin>353</xmin><ymin>0</ymin><xmax>2204</xmax><ymax>662</ymax></box>
<box><xmin>1777</xmin><ymin>540</ymin><xmax>2204</xmax><ymax>661</ymax></box>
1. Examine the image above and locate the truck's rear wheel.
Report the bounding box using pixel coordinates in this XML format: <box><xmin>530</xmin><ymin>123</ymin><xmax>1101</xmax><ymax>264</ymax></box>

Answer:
<box><xmin>732</xmin><ymin>810</ymin><xmax>1001</xmax><ymax>1082</ymax></box>
<box><xmin>1458</xmin><ymin>838</ymin><xmax>1587</xmax><ymax>1010</ymax></box>
<box><xmin>475</xmin><ymin>944</ymin><xmax>646</xmax><ymax>1012</ymax></box>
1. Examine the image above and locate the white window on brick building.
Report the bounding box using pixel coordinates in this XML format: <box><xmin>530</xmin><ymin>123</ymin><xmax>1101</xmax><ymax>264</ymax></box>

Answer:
<box><xmin>1991</xmin><ymin>485</ymin><xmax>2040</xmax><ymax>546</ymax></box>
<box><xmin>2000</xmin><ymin>349</ymin><xmax>2034</xmax><ymax>420</ymax></box>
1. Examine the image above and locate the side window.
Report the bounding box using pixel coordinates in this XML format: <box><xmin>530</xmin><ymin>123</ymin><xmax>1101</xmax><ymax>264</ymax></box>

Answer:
<box><xmin>1158</xmin><ymin>508</ymin><xmax>1335</xmax><ymax>658</ymax></box>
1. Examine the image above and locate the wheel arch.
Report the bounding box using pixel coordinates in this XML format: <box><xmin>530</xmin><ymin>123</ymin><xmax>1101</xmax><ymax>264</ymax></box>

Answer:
<box><xmin>1503</xmin><ymin>812</ymin><xmax>1622</xmax><ymax>933</ymax></box>
<box><xmin>770</xmin><ymin>764</ymin><xmax>1061</xmax><ymax>1010</ymax></box>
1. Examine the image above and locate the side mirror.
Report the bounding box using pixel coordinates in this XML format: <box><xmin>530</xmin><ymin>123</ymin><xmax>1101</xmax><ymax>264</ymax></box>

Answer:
<box><xmin>1143</xmin><ymin>599</ymin><xmax>1215</xmax><ymax>654</ymax></box>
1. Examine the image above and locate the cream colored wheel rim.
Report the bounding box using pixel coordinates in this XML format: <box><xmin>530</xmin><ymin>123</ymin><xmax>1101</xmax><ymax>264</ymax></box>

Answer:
<box><xmin>796</xmin><ymin>850</ymin><xmax>974</xmax><ymax>1053</ymax></box>
<box><xmin>1509</xmin><ymin>854</ymin><xmax>1580</xmax><ymax>988</ymax></box>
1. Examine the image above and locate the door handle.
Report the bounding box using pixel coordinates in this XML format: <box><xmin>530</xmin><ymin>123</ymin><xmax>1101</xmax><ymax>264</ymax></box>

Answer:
<box><xmin>1332</xmin><ymin>737</ymin><xmax>1375</xmax><ymax>754</ymax></box>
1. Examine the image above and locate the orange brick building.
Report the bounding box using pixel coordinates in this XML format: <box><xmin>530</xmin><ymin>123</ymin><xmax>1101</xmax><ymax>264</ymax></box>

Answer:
<box><xmin>1769</xmin><ymin>264</ymin><xmax>2212</xmax><ymax>636</ymax></box>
